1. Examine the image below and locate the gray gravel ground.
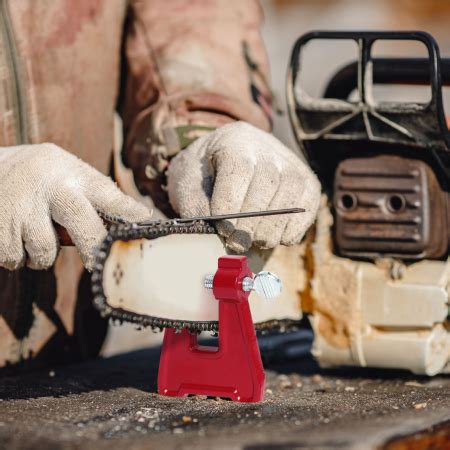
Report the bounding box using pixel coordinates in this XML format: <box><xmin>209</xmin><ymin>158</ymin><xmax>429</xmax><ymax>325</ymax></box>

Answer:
<box><xmin>0</xmin><ymin>336</ymin><xmax>449</xmax><ymax>450</ymax></box>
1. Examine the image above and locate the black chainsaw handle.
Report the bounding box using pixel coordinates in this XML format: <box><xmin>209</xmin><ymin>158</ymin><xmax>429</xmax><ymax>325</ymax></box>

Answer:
<box><xmin>324</xmin><ymin>57</ymin><xmax>450</xmax><ymax>100</ymax></box>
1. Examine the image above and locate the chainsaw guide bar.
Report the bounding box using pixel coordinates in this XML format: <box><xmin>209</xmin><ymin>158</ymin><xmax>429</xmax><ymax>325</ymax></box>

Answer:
<box><xmin>91</xmin><ymin>209</ymin><xmax>303</xmax><ymax>334</ymax></box>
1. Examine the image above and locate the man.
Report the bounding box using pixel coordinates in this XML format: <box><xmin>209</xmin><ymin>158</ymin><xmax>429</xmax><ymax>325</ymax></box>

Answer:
<box><xmin>0</xmin><ymin>0</ymin><xmax>320</xmax><ymax>369</ymax></box>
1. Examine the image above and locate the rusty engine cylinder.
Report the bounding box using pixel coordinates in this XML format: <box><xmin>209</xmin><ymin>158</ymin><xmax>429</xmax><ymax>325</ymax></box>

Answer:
<box><xmin>333</xmin><ymin>155</ymin><xmax>448</xmax><ymax>260</ymax></box>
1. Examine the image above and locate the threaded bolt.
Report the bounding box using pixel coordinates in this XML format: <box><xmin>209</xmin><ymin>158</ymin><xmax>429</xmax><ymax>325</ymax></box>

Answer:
<box><xmin>204</xmin><ymin>272</ymin><xmax>281</xmax><ymax>300</ymax></box>
<box><xmin>242</xmin><ymin>277</ymin><xmax>254</xmax><ymax>292</ymax></box>
<box><xmin>204</xmin><ymin>274</ymin><xmax>214</xmax><ymax>289</ymax></box>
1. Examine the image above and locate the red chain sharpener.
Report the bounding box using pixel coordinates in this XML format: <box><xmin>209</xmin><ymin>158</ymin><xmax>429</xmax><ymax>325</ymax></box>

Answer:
<box><xmin>157</xmin><ymin>255</ymin><xmax>265</xmax><ymax>402</ymax></box>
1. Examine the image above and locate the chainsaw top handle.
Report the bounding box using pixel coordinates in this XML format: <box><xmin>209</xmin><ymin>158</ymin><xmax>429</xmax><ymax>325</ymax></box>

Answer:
<box><xmin>287</xmin><ymin>30</ymin><xmax>450</xmax><ymax>190</ymax></box>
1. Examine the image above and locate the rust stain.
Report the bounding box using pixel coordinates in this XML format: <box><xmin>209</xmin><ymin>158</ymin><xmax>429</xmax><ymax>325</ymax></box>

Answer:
<box><xmin>300</xmin><ymin>203</ymin><xmax>356</xmax><ymax>350</ymax></box>
<box><xmin>297</xmin><ymin>225</ymin><xmax>351</xmax><ymax>348</ymax></box>
<box><xmin>111</xmin><ymin>239</ymin><xmax>147</xmax><ymax>254</ymax></box>
<box><xmin>112</xmin><ymin>240</ymin><xmax>135</xmax><ymax>250</ymax></box>
<box><xmin>334</xmin><ymin>156</ymin><xmax>447</xmax><ymax>260</ymax></box>
<box><xmin>315</xmin><ymin>312</ymin><xmax>351</xmax><ymax>348</ymax></box>
<box><xmin>297</xmin><ymin>227</ymin><xmax>316</xmax><ymax>314</ymax></box>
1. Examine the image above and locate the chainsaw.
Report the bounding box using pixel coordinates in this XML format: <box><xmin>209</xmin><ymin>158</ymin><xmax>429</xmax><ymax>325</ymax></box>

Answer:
<box><xmin>86</xmin><ymin>208</ymin><xmax>305</xmax><ymax>334</ymax></box>
<box><xmin>287</xmin><ymin>30</ymin><xmax>450</xmax><ymax>375</ymax></box>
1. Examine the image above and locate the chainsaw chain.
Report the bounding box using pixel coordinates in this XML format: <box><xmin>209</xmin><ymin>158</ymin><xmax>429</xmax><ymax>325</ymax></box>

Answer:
<box><xmin>91</xmin><ymin>219</ymin><xmax>301</xmax><ymax>334</ymax></box>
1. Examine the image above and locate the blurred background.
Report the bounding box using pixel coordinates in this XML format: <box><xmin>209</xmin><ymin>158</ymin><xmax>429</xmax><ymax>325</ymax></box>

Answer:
<box><xmin>101</xmin><ymin>0</ymin><xmax>450</xmax><ymax>356</ymax></box>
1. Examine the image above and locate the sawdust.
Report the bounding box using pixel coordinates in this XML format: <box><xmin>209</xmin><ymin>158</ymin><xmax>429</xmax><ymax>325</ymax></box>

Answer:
<box><xmin>298</xmin><ymin>227</ymin><xmax>315</xmax><ymax>314</ymax></box>
<box><xmin>315</xmin><ymin>312</ymin><xmax>351</xmax><ymax>348</ymax></box>
<box><xmin>308</xmin><ymin>195</ymin><xmax>360</xmax><ymax>349</ymax></box>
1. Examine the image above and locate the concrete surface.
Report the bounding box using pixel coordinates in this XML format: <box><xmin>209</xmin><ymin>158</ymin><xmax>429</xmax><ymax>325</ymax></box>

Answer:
<box><xmin>0</xmin><ymin>333</ymin><xmax>449</xmax><ymax>450</ymax></box>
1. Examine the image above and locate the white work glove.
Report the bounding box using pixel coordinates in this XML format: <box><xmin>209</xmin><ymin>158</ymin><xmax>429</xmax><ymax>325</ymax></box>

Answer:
<box><xmin>0</xmin><ymin>143</ymin><xmax>151</xmax><ymax>270</ymax></box>
<box><xmin>167</xmin><ymin>122</ymin><xmax>320</xmax><ymax>252</ymax></box>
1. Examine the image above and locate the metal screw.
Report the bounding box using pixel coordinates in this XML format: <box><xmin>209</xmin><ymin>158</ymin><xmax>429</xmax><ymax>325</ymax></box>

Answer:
<box><xmin>242</xmin><ymin>277</ymin><xmax>254</xmax><ymax>292</ymax></box>
<box><xmin>204</xmin><ymin>274</ymin><xmax>214</xmax><ymax>290</ymax></box>
<box><xmin>204</xmin><ymin>271</ymin><xmax>282</xmax><ymax>300</ymax></box>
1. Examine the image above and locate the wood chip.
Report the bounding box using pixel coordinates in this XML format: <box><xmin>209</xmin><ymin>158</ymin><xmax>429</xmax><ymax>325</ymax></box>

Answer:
<box><xmin>413</xmin><ymin>402</ymin><xmax>427</xmax><ymax>410</ymax></box>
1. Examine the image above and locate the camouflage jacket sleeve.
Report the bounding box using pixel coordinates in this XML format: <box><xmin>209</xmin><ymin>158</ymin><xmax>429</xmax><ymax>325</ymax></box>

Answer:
<box><xmin>121</xmin><ymin>0</ymin><xmax>273</xmax><ymax>212</ymax></box>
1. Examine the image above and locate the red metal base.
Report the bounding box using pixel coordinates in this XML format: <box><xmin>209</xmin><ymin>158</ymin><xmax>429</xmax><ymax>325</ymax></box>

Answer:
<box><xmin>157</xmin><ymin>256</ymin><xmax>265</xmax><ymax>402</ymax></box>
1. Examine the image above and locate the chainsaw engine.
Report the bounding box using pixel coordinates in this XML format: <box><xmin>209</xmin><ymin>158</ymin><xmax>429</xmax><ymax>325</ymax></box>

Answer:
<box><xmin>287</xmin><ymin>31</ymin><xmax>450</xmax><ymax>375</ymax></box>
<box><xmin>334</xmin><ymin>154</ymin><xmax>448</xmax><ymax>260</ymax></box>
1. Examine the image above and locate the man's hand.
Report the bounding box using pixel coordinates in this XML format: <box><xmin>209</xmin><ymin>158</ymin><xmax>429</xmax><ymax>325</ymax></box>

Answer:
<box><xmin>167</xmin><ymin>122</ymin><xmax>320</xmax><ymax>252</ymax></box>
<box><xmin>0</xmin><ymin>143</ymin><xmax>151</xmax><ymax>270</ymax></box>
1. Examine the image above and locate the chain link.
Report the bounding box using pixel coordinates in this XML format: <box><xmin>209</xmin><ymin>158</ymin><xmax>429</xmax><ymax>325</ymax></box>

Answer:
<box><xmin>91</xmin><ymin>219</ymin><xmax>301</xmax><ymax>334</ymax></box>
